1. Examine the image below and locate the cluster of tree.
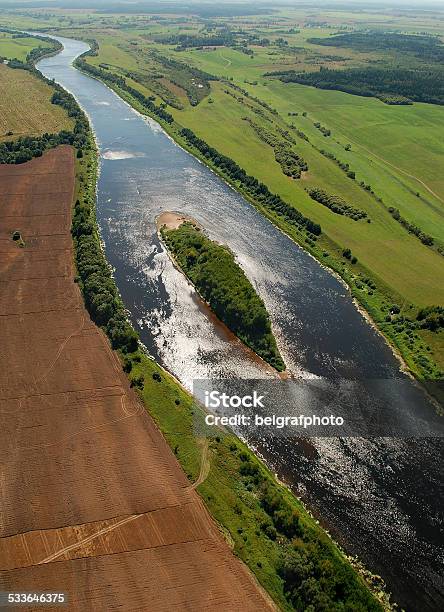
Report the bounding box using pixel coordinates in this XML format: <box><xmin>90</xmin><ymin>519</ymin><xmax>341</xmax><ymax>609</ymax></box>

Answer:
<box><xmin>161</xmin><ymin>222</ymin><xmax>285</xmax><ymax>370</ymax></box>
<box><xmin>73</xmin><ymin>207</ymin><xmax>138</xmax><ymax>352</ymax></box>
<box><xmin>149</xmin><ymin>51</ymin><xmax>216</xmax><ymax>106</ymax></box>
<box><xmin>388</xmin><ymin>207</ymin><xmax>434</xmax><ymax>246</ymax></box>
<box><xmin>274</xmin><ymin>143</ymin><xmax>308</xmax><ymax>178</ymax></box>
<box><xmin>307</xmin><ymin>188</ymin><xmax>368</xmax><ymax>221</ymax></box>
<box><xmin>313</xmin><ymin>121</ymin><xmax>331</xmax><ymax>136</ymax></box>
<box><xmin>286</xmin><ymin>122</ymin><xmax>310</xmax><ymax>142</ymax></box>
<box><xmin>0</xmin><ymin>132</ymin><xmax>68</xmax><ymax>164</ymax></box>
<box><xmin>320</xmin><ymin>149</ymin><xmax>356</xmax><ymax>179</ymax></box>
<box><xmin>278</xmin><ymin>539</ymin><xmax>380</xmax><ymax>611</ymax></box>
<box><xmin>179</xmin><ymin>127</ymin><xmax>321</xmax><ymax>236</ymax></box>
<box><xmin>227</xmin><ymin>81</ymin><xmax>279</xmax><ymax>115</ymax></box>
<box><xmin>233</xmin><ymin>45</ymin><xmax>254</xmax><ymax>56</ymax></box>
<box><xmin>236</xmin><ymin>452</ymin><xmax>381</xmax><ymax>611</ymax></box>
<box><xmin>157</xmin><ymin>32</ymin><xmax>235</xmax><ymax>49</ymax></box>
<box><xmin>416</xmin><ymin>306</ymin><xmax>444</xmax><ymax>332</ymax></box>
<box><xmin>159</xmin><ymin>26</ymin><xmax>272</xmax><ymax>51</ymax></box>
<box><xmin>376</xmin><ymin>95</ymin><xmax>413</xmax><ymax>105</ymax></box>
<box><xmin>267</xmin><ymin>66</ymin><xmax>444</xmax><ymax>105</ymax></box>
<box><xmin>75</xmin><ymin>56</ymin><xmax>174</xmax><ymax>122</ymax></box>
<box><xmin>51</xmin><ymin>89</ymin><xmax>88</xmax><ymax>144</ymax></box>
<box><xmin>342</xmin><ymin>248</ymin><xmax>357</xmax><ymax>263</ymax></box>
<box><xmin>244</xmin><ymin>118</ymin><xmax>308</xmax><ymax>178</ymax></box>
<box><xmin>308</xmin><ymin>31</ymin><xmax>444</xmax><ymax>64</ymax></box>
<box><xmin>26</xmin><ymin>39</ymin><xmax>62</xmax><ymax>64</ymax></box>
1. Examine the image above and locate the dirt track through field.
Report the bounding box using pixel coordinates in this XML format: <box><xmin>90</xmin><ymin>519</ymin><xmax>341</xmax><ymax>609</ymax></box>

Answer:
<box><xmin>0</xmin><ymin>147</ymin><xmax>273</xmax><ymax>610</ymax></box>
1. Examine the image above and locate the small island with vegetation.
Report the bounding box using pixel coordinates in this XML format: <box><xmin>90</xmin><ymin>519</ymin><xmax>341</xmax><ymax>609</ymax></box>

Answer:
<box><xmin>160</xmin><ymin>214</ymin><xmax>285</xmax><ymax>371</ymax></box>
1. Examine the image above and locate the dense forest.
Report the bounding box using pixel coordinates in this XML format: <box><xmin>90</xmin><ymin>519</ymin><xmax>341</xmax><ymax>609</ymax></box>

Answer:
<box><xmin>308</xmin><ymin>31</ymin><xmax>444</xmax><ymax>64</ymax></box>
<box><xmin>161</xmin><ymin>222</ymin><xmax>285</xmax><ymax>371</ymax></box>
<box><xmin>267</xmin><ymin>66</ymin><xmax>444</xmax><ymax>105</ymax></box>
<box><xmin>179</xmin><ymin>127</ymin><xmax>321</xmax><ymax>236</ymax></box>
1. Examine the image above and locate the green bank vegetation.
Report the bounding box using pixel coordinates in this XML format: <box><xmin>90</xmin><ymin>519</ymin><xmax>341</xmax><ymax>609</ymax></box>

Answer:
<box><xmin>122</xmin><ymin>349</ymin><xmax>387</xmax><ymax>612</ymax></box>
<box><xmin>161</xmin><ymin>221</ymin><xmax>285</xmax><ymax>371</ymax></box>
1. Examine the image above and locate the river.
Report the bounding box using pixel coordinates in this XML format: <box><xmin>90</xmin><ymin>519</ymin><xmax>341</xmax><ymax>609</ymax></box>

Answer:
<box><xmin>37</xmin><ymin>37</ymin><xmax>443</xmax><ymax>611</ymax></box>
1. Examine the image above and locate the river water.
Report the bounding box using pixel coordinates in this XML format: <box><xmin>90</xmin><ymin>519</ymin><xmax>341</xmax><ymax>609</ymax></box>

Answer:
<box><xmin>37</xmin><ymin>37</ymin><xmax>443</xmax><ymax>611</ymax></box>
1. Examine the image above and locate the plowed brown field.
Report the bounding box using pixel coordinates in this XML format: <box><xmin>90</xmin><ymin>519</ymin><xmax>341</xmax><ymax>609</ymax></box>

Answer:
<box><xmin>0</xmin><ymin>147</ymin><xmax>273</xmax><ymax>611</ymax></box>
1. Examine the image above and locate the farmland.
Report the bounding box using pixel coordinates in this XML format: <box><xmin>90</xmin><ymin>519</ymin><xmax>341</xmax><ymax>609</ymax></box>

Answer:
<box><xmin>0</xmin><ymin>146</ymin><xmax>273</xmax><ymax>611</ymax></box>
<box><xmin>0</xmin><ymin>31</ymin><xmax>55</xmax><ymax>61</ymax></box>
<box><xmin>0</xmin><ymin>63</ymin><xmax>72</xmax><ymax>140</ymax></box>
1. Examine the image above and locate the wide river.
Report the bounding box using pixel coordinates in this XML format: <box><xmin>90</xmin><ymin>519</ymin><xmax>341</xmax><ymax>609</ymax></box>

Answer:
<box><xmin>38</xmin><ymin>37</ymin><xmax>443</xmax><ymax>611</ymax></box>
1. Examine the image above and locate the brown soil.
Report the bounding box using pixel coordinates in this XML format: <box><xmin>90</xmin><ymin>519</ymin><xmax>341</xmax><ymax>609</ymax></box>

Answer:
<box><xmin>156</xmin><ymin>210</ymin><xmax>199</xmax><ymax>230</ymax></box>
<box><xmin>0</xmin><ymin>148</ymin><xmax>273</xmax><ymax>610</ymax></box>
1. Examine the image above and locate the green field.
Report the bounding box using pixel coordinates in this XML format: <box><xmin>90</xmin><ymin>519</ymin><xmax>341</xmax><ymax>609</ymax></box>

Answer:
<box><xmin>171</xmin><ymin>81</ymin><xmax>443</xmax><ymax>304</ymax></box>
<box><xmin>0</xmin><ymin>63</ymin><xmax>72</xmax><ymax>140</ymax></box>
<box><xmin>0</xmin><ymin>32</ymin><xmax>52</xmax><ymax>61</ymax></box>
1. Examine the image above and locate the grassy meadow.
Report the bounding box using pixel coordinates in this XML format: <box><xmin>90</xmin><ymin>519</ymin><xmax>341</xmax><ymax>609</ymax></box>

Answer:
<box><xmin>0</xmin><ymin>32</ymin><xmax>52</xmax><ymax>61</ymax></box>
<box><xmin>0</xmin><ymin>63</ymin><xmax>73</xmax><ymax>140</ymax></box>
